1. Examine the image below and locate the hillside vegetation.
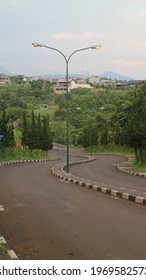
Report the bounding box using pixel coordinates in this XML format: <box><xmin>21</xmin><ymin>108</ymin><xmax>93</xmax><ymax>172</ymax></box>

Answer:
<box><xmin>0</xmin><ymin>78</ymin><xmax>146</xmax><ymax>169</ymax></box>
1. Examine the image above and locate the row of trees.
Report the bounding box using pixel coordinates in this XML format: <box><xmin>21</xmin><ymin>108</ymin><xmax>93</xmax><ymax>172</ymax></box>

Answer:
<box><xmin>21</xmin><ymin>111</ymin><xmax>53</xmax><ymax>152</ymax></box>
<box><xmin>53</xmin><ymin>85</ymin><xmax>146</xmax><ymax>163</ymax></box>
<box><xmin>78</xmin><ymin>86</ymin><xmax>146</xmax><ymax>163</ymax></box>
<box><xmin>0</xmin><ymin>109</ymin><xmax>53</xmax><ymax>154</ymax></box>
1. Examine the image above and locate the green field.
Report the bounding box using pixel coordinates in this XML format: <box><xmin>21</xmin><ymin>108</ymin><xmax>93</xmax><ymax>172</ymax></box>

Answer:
<box><xmin>33</xmin><ymin>105</ymin><xmax>58</xmax><ymax>118</ymax></box>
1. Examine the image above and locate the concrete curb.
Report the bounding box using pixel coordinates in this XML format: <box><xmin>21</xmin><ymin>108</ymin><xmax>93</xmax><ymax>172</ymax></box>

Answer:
<box><xmin>52</xmin><ymin>155</ymin><xmax>146</xmax><ymax>206</ymax></box>
<box><xmin>117</xmin><ymin>156</ymin><xmax>146</xmax><ymax>178</ymax></box>
<box><xmin>0</xmin><ymin>158</ymin><xmax>56</xmax><ymax>168</ymax></box>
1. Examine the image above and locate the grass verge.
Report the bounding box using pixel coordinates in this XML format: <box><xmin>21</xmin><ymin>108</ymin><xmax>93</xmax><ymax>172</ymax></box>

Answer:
<box><xmin>131</xmin><ymin>162</ymin><xmax>146</xmax><ymax>173</ymax></box>
<box><xmin>0</xmin><ymin>147</ymin><xmax>49</xmax><ymax>162</ymax></box>
<box><xmin>0</xmin><ymin>245</ymin><xmax>11</xmax><ymax>260</ymax></box>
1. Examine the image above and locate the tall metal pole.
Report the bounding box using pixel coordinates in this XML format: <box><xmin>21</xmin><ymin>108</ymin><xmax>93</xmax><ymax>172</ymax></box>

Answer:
<box><xmin>66</xmin><ymin>59</ymin><xmax>69</xmax><ymax>173</ymax></box>
<box><xmin>32</xmin><ymin>43</ymin><xmax>101</xmax><ymax>173</ymax></box>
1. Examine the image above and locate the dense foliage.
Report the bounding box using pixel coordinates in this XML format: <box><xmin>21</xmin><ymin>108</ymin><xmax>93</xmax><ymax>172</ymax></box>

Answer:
<box><xmin>21</xmin><ymin>111</ymin><xmax>52</xmax><ymax>152</ymax></box>
<box><xmin>0</xmin><ymin>79</ymin><xmax>146</xmax><ymax>163</ymax></box>
<box><xmin>0</xmin><ymin>110</ymin><xmax>15</xmax><ymax>149</ymax></box>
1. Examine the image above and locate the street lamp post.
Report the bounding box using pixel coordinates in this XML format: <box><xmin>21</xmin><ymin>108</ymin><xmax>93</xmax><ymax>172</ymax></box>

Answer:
<box><xmin>32</xmin><ymin>42</ymin><xmax>101</xmax><ymax>173</ymax></box>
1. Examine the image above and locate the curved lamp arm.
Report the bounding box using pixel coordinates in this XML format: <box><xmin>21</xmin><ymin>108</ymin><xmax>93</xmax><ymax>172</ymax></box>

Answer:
<box><xmin>32</xmin><ymin>42</ymin><xmax>101</xmax><ymax>63</ymax></box>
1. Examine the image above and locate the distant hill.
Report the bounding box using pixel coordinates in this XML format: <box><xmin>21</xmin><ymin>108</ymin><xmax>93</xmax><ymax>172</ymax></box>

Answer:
<box><xmin>38</xmin><ymin>71</ymin><xmax>133</xmax><ymax>81</ymax></box>
<box><xmin>99</xmin><ymin>71</ymin><xmax>133</xmax><ymax>81</ymax></box>
<box><xmin>0</xmin><ymin>67</ymin><xmax>12</xmax><ymax>76</ymax></box>
<box><xmin>39</xmin><ymin>73</ymin><xmax>85</xmax><ymax>79</ymax></box>
<box><xmin>0</xmin><ymin>68</ymin><xmax>133</xmax><ymax>81</ymax></box>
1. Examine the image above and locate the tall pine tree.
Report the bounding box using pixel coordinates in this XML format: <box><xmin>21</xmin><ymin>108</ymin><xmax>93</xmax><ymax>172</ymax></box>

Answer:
<box><xmin>0</xmin><ymin>110</ymin><xmax>15</xmax><ymax>148</ymax></box>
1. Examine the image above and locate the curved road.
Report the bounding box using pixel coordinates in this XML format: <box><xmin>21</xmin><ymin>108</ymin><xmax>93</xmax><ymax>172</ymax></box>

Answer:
<box><xmin>0</xmin><ymin>153</ymin><xmax>146</xmax><ymax>259</ymax></box>
<box><xmin>69</xmin><ymin>154</ymin><xmax>146</xmax><ymax>198</ymax></box>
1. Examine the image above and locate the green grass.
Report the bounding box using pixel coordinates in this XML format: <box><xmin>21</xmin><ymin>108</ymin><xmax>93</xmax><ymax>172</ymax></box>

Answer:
<box><xmin>1</xmin><ymin>126</ymin><xmax>52</xmax><ymax>162</ymax></box>
<box><xmin>131</xmin><ymin>150</ymin><xmax>146</xmax><ymax>172</ymax></box>
<box><xmin>86</xmin><ymin>144</ymin><xmax>134</xmax><ymax>155</ymax></box>
<box><xmin>131</xmin><ymin>162</ymin><xmax>146</xmax><ymax>173</ymax></box>
<box><xmin>0</xmin><ymin>147</ymin><xmax>49</xmax><ymax>162</ymax></box>
<box><xmin>33</xmin><ymin>105</ymin><xmax>58</xmax><ymax>118</ymax></box>
<box><xmin>14</xmin><ymin>129</ymin><xmax>22</xmax><ymax>141</ymax></box>
<box><xmin>0</xmin><ymin>245</ymin><xmax>11</xmax><ymax>260</ymax></box>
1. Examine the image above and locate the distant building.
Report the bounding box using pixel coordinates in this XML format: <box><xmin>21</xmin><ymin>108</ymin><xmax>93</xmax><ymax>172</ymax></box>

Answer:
<box><xmin>54</xmin><ymin>78</ymin><xmax>71</xmax><ymax>94</ymax></box>
<box><xmin>0</xmin><ymin>74</ymin><xmax>11</xmax><ymax>85</ymax></box>
<box><xmin>127</xmin><ymin>80</ymin><xmax>146</xmax><ymax>87</ymax></box>
<box><xmin>116</xmin><ymin>80</ymin><xmax>146</xmax><ymax>89</ymax></box>
<box><xmin>116</xmin><ymin>82</ymin><xmax>128</xmax><ymax>90</ymax></box>
<box><xmin>88</xmin><ymin>75</ymin><xmax>115</xmax><ymax>87</ymax></box>
<box><xmin>53</xmin><ymin>78</ymin><xmax>92</xmax><ymax>94</ymax></box>
<box><xmin>70</xmin><ymin>79</ymin><xmax>92</xmax><ymax>90</ymax></box>
<box><xmin>88</xmin><ymin>76</ymin><xmax>101</xmax><ymax>84</ymax></box>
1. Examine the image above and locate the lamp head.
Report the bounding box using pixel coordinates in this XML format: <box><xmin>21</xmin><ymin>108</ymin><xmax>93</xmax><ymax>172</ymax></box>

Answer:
<box><xmin>91</xmin><ymin>45</ymin><xmax>101</xmax><ymax>50</ymax></box>
<box><xmin>32</xmin><ymin>42</ymin><xmax>42</xmax><ymax>47</ymax></box>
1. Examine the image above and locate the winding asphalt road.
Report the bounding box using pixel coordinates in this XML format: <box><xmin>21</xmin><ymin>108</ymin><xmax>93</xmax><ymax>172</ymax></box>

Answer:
<box><xmin>0</xmin><ymin>152</ymin><xmax>146</xmax><ymax>259</ymax></box>
<box><xmin>69</xmin><ymin>154</ymin><xmax>146</xmax><ymax>198</ymax></box>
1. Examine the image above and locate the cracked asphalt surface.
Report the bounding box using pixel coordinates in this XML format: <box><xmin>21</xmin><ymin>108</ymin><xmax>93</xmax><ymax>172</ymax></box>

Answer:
<box><xmin>0</xmin><ymin>152</ymin><xmax>146</xmax><ymax>259</ymax></box>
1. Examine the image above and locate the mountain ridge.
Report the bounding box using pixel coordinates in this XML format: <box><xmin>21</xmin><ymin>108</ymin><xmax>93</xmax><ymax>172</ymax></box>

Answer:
<box><xmin>99</xmin><ymin>71</ymin><xmax>133</xmax><ymax>81</ymax></box>
<box><xmin>36</xmin><ymin>71</ymin><xmax>133</xmax><ymax>81</ymax></box>
<box><xmin>0</xmin><ymin>67</ymin><xmax>12</xmax><ymax>76</ymax></box>
<box><xmin>0</xmin><ymin>67</ymin><xmax>133</xmax><ymax>81</ymax></box>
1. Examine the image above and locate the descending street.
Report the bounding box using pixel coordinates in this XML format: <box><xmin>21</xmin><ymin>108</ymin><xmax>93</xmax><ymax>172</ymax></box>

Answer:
<box><xmin>0</xmin><ymin>153</ymin><xmax>146</xmax><ymax>259</ymax></box>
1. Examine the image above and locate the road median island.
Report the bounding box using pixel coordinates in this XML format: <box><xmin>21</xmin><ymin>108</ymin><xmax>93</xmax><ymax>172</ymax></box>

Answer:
<box><xmin>52</xmin><ymin>154</ymin><xmax>146</xmax><ymax>206</ymax></box>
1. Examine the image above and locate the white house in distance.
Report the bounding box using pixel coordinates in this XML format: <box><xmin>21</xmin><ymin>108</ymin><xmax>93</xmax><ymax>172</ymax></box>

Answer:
<box><xmin>0</xmin><ymin>74</ymin><xmax>11</xmax><ymax>85</ymax></box>
<box><xmin>54</xmin><ymin>78</ymin><xmax>93</xmax><ymax>94</ymax></box>
<box><xmin>88</xmin><ymin>75</ymin><xmax>115</xmax><ymax>87</ymax></box>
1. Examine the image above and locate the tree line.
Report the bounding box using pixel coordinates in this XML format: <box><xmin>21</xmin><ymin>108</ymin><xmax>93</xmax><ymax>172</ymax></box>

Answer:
<box><xmin>77</xmin><ymin>85</ymin><xmax>146</xmax><ymax>163</ymax></box>
<box><xmin>21</xmin><ymin>111</ymin><xmax>53</xmax><ymax>152</ymax></box>
<box><xmin>0</xmin><ymin>110</ymin><xmax>53</xmax><ymax>153</ymax></box>
<box><xmin>53</xmin><ymin>84</ymin><xmax>146</xmax><ymax>163</ymax></box>
<box><xmin>1</xmin><ymin>79</ymin><xmax>146</xmax><ymax>164</ymax></box>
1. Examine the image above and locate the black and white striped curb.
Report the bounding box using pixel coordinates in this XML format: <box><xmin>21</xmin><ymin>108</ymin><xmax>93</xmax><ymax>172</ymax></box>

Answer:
<box><xmin>52</xmin><ymin>155</ymin><xmax>146</xmax><ymax>206</ymax></box>
<box><xmin>0</xmin><ymin>158</ymin><xmax>55</xmax><ymax>168</ymax></box>
<box><xmin>52</xmin><ymin>155</ymin><xmax>96</xmax><ymax>178</ymax></box>
<box><xmin>0</xmin><ymin>235</ymin><xmax>18</xmax><ymax>260</ymax></box>
<box><xmin>117</xmin><ymin>156</ymin><xmax>146</xmax><ymax>178</ymax></box>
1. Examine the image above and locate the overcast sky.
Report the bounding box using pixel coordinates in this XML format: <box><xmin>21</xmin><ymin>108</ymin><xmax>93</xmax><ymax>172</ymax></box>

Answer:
<box><xmin>1</xmin><ymin>0</ymin><xmax>146</xmax><ymax>78</ymax></box>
